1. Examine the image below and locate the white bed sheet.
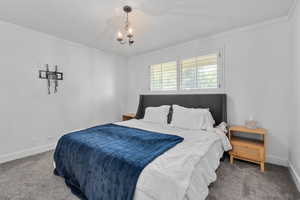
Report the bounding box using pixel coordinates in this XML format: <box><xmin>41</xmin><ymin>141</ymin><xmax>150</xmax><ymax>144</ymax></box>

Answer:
<box><xmin>114</xmin><ymin>119</ymin><xmax>231</xmax><ymax>200</ymax></box>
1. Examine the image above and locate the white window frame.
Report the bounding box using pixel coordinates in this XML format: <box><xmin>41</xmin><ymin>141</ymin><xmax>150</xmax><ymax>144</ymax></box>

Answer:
<box><xmin>149</xmin><ymin>47</ymin><xmax>225</xmax><ymax>93</ymax></box>
<box><xmin>149</xmin><ymin>61</ymin><xmax>178</xmax><ymax>92</ymax></box>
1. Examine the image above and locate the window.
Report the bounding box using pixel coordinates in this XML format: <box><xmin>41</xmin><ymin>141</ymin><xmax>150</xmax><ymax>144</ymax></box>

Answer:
<box><xmin>149</xmin><ymin>50</ymin><xmax>223</xmax><ymax>91</ymax></box>
<box><xmin>181</xmin><ymin>54</ymin><xmax>218</xmax><ymax>90</ymax></box>
<box><xmin>150</xmin><ymin>61</ymin><xmax>177</xmax><ymax>91</ymax></box>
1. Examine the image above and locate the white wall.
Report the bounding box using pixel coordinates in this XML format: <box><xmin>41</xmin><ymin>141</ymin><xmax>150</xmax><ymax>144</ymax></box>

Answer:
<box><xmin>0</xmin><ymin>20</ymin><xmax>127</xmax><ymax>163</ymax></box>
<box><xmin>290</xmin><ymin>0</ymin><xmax>300</xmax><ymax>190</ymax></box>
<box><xmin>125</xmin><ymin>18</ymin><xmax>291</xmax><ymax>166</ymax></box>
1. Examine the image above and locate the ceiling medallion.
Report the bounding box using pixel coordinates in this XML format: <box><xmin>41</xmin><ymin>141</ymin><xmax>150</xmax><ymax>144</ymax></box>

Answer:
<box><xmin>116</xmin><ymin>5</ymin><xmax>134</xmax><ymax>46</ymax></box>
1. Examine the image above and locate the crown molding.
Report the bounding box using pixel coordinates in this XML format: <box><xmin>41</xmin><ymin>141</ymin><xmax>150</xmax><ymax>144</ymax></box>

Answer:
<box><xmin>209</xmin><ymin>16</ymin><xmax>289</xmax><ymax>40</ymax></box>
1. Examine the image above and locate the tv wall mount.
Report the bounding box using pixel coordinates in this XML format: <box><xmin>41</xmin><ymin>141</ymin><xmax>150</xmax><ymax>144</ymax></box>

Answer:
<box><xmin>39</xmin><ymin>64</ymin><xmax>63</xmax><ymax>94</ymax></box>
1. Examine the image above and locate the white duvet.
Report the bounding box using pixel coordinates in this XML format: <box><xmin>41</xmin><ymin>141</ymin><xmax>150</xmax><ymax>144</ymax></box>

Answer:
<box><xmin>114</xmin><ymin>119</ymin><xmax>232</xmax><ymax>200</ymax></box>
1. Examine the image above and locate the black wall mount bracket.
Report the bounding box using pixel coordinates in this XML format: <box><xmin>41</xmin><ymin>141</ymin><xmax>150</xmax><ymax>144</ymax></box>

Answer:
<box><xmin>39</xmin><ymin>64</ymin><xmax>63</xmax><ymax>94</ymax></box>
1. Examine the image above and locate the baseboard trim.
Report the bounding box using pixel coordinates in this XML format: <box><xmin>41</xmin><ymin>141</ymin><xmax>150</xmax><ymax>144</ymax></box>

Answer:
<box><xmin>266</xmin><ymin>155</ymin><xmax>289</xmax><ymax>167</ymax></box>
<box><xmin>289</xmin><ymin>162</ymin><xmax>300</xmax><ymax>192</ymax></box>
<box><xmin>0</xmin><ymin>143</ymin><xmax>57</xmax><ymax>164</ymax></box>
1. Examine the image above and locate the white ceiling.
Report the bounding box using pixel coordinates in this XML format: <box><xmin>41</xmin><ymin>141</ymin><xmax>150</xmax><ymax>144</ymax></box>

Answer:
<box><xmin>0</xmin><ymin>0</ymin><xmax>294</xmax><ymax>56</ymax></box>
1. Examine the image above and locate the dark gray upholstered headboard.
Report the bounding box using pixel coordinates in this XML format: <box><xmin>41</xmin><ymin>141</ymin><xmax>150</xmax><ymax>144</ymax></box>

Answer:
<box><xmin>135</xmin><ymin>94</ymin><xmax>227</xmax><ymax>125</ymax></box>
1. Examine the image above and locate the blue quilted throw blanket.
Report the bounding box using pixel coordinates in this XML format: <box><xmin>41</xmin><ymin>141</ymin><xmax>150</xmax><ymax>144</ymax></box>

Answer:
<box><xmin>54</xmin><ymin>123</ymin><xmax>183</xmax><ymax>200</ymax></box>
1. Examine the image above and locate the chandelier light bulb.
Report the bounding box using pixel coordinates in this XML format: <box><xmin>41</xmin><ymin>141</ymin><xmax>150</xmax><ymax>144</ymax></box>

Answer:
<box><xmin>117</xmin><ymin>31</ymin><xmax>123</xmax><ymax>38</ymax></box>
<box><xmin>128</xmin><ymin>28</ymin><xmax>133</xmax><ymax>37</ymax></box>
<box><xmin>117</xmin><ymin>31</ymin><xmax>123</xmax><ymax>41</ymax></box>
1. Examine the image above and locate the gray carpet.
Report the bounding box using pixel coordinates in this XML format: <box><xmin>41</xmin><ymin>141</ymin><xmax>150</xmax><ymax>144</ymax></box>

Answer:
<box><xmin>0</xmin><ymin>151</ymin><xmax>299</xmax><ymax>200</ymax></box>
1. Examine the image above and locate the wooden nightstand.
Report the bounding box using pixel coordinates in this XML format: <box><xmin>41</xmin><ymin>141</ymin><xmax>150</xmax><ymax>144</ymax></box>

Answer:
<box><xmin>228</xmin><ymin>126</ymin><xmax>267</xmax><ymax>172</ymax></box>
<box><xmin>122</xmin><ymin>113</ymin><xmax>136</xmax><ymax>121</ymax></box>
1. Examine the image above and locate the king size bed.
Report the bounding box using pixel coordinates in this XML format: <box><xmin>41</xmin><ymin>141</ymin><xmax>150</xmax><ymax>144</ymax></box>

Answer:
<box><xmin>53</xmin><ymin>94</ymin><xmax>231</xmax><ymax>200</ymax></box>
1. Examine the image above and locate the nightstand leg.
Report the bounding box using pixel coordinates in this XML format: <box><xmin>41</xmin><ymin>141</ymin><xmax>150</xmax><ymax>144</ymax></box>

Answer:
<box><xmin>230</xmin><ymin>155</ymin><xmax>234</xmax><ymax>164</ymax></box>
<box><xmin>260</xmin><ymin>162</ymin><xmax>265</xmax><ymax>172</ymax></box>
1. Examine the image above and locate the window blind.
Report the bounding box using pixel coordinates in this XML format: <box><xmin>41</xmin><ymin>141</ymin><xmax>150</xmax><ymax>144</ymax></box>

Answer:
<box><xmin>150</xmin><ymin>61</ymin><xmax>177</xmax><ymax>91</ymax></box>
<box><xmin>180</xmin><ymin>54</ymin><xmax>218</xmax><ymax>89</ymax></box>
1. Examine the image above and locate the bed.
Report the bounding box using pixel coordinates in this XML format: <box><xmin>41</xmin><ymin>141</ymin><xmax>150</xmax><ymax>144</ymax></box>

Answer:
<box><xmin>53</xmin><ymin>94</ymin><xmax>231</xmax><ymax>200</ymax></box>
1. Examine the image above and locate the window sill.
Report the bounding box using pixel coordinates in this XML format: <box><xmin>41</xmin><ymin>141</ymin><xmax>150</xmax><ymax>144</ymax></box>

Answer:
<box><xmin>147</xmin><ymin>88</ymin><xmax>225</xmax><ymax>94</ymax></box>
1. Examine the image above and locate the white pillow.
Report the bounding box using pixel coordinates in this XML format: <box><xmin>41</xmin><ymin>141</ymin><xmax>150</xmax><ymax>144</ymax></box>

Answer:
<box><xmin>170</xmin><ymin>105</ymin><xmax>215</xmax><ymax>130</ymax></box>
<box><xmin>204</xmin><ymin>109</ymin><xmax>215</xmax><ymax>130</ymax></box>
<box><xmin>143</xmin><ymin>105</ymin><xmax>170</xmax><ymax>124</ymax></box>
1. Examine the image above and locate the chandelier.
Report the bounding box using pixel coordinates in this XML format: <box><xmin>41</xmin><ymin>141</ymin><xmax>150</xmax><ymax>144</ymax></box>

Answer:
<box><xmin>116</xmin><ymin>6</ymin><xmax>134</xmax><ymax>46</ymax></box>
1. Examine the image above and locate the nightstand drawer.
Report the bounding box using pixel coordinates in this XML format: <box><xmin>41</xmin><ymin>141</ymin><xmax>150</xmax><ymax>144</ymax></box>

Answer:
<box><xmin>231</xmin><ymin>145</ymin><xmax>262</xmax><ymax>161</ymax></box>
